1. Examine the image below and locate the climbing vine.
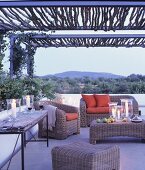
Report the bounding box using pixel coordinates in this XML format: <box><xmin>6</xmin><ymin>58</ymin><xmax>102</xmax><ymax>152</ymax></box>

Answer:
<box><xmin>26</xmin><ymin>45</ymin><xmax>36</xmax><ymax>78</ymax></box>
<box><xmin>12</xmin><ymin>39</ymin><xmax>26</xmax><ymax>77</ymax></box>
<box><xmin>10</xmin><ymin>33</ymin><xmax>37</xmax><ymax>78</ymax></box>
<box><xmin>0</xmin><ymin>34</ymin><xmax>7</xmax><ymax>72</ymax></box>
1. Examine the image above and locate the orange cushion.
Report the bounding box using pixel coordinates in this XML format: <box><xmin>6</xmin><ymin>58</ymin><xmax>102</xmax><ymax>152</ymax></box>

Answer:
<box><xmin>66</xmin><ymin>113</ymin><xmax>78</xmax><ymax>121</ymax></box>
<box><xmin>94</xmin><ymin>94</ymin><xmax>110</xmax><ymax>107</ymax></box>
<box><xmin>81</xmin><ymin>94</ymin><xmax>96</xmax><ymax>107</ymax></box>
<box><xmin>87</xmin><ymin>107</ymin><xmax>109</xmax><ymax>114</ymax></box>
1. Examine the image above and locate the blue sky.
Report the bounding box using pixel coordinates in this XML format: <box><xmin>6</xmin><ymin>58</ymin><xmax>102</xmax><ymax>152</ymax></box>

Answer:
<box><xmin>31</xmin><ymin>47</ymin><xmax>145</xmax><ymax>76</ymax></box>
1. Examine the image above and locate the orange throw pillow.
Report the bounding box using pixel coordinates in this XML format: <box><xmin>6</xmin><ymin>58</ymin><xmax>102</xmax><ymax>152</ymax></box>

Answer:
<box><xmin>81</xmin><ymin>94</ymin><xmax>96</xmax><ymax>107</ymax></box>
<box><xmin>94</xmin><ymin>94</ymin><xmax>110</xmax><ymax>107</ymax></box>
<box><xmin>66</xmin><ymin>113</ymin><xmax>78</xmax><ymax>121</ymax></box>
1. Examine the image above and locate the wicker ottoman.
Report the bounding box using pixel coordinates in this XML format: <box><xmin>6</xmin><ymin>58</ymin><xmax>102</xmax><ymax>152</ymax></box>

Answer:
<box><xmin>51</xmin><ymin>142</ymin><xmax>120</xmax><ymax>170</ymax></box>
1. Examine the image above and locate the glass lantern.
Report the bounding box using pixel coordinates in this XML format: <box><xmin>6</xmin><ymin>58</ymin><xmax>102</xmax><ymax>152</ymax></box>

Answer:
<box><xmin>116</xmin><ymin>105</ymin><xmax>122</xmax><ymax>120</ymax></box>
<box><xmin>120</xmin><ymin>99</ymin><xmax>133</xmax><ymax>118</ymax></box>
<box><xmin>16</xmin><ymin>99</ymin><xmax>21</xmax><ymax>112</ymax></box>
<box><xmin>6</xmin><ymin>99</ymin><xmax>17</xmax><ymax>119</ymax></box>
<box><xmin>109</xmin><ymin>102</ymin><xmax>118</xmax><ymax>118</ymax></box>
<box><xmin>22</xmin><ymin>95</ymin><xmax>34</xmax><ymax>110</ymax></box>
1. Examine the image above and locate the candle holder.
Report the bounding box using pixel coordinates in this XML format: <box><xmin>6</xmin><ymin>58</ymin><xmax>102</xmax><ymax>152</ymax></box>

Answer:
<box><xmin>6</xmin><ymin>99</ymin><xmax>17</xmax><ymax>120</ymax></box>
<box><xmin>116</xmin><ymin>105</ymin><xmax>122</xmax><ymax>120</ymax></box>
<box><xmin>120</xmin><ymin>99</ymin><xmax>133</xmax><ymax>118</ymax></box>
<box><xmin>22</xmin><ymin>95</ymin><xmax>34</xmax><ymax>111</ymax></box>
<box><xmin>109</xmin><ymin>102</ymin><xmax>118</xmax><ymax>119</ymax></box>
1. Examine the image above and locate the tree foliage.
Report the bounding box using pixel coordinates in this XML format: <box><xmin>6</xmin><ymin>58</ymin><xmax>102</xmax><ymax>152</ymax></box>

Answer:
<box><xmin>0</xmin><ymin>77</ymin><xmax>55</xmax><ymax>109</ymax></box>
<box><xmin>44</xmin><ymin>74</ymin><xmax>145</xmax><ymax>94</ymax></box>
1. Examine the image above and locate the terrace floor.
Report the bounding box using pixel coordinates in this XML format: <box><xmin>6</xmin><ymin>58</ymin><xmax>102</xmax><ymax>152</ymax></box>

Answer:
<box><xmin>2</xmin><ymin>127</ymin><xmax>145</xmax><ymax>170</ymax></box>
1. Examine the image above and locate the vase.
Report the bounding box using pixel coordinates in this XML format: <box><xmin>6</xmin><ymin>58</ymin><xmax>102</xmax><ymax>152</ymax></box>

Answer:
<box><xmin>16</xmin><ymin>99</ymin><xmax>21</xmax><ymax>112</ymax></box>
<box><xmin>120</xmin><ymin>99</ymin><xmax>133</xmax><ymax>118</ymax></box>
<box><xmin>6</xmin><ymin>99</ymin><xmax>17</xmax><ymax>119</ymax></box>
<box><xmin>108</xmin><ymin>102</ymin><xmax>118</xmax><ymax>118</ymax></box>
<box><xmin>22</xmin><ymin>95</ymin><xmax>34</xmax><ymax>110</ymax></box>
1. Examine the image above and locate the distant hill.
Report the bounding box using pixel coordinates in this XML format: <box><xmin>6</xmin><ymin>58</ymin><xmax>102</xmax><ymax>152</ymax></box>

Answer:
<box><xmin>40</xmin><ymin>71</ymin><xmax>125</xmax><ymax>79</ymax></box>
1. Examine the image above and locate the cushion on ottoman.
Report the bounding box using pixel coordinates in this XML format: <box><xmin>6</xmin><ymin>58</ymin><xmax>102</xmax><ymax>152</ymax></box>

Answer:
<box><xmin>51</xmin><ymin>142</ymin><xmax>120</xmax><ymax>170</ymax></box>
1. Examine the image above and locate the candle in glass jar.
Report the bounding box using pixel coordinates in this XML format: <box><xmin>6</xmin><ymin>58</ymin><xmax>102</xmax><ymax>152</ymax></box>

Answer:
<box><xmin>117</xmin><ymin>109</ymin><xmax>120</xmax><ymax>119</ymax></box>
<box><xmin>11</xmin><ymin>99</ymin><xmax>16</xmax><ymax>117</ymax></box>
<box><xmin>112</xmin><ymin>108</ymin><xmax>116</xmax><ymax>118</ymax></box>
<box><xmin>26</xmin><ymin>95</ymin><xmax>30</xmax><ymax>107</ymax></box>
<box><xmin>125</xmin><ymin>101</ymin><xmax>129</xmax><ymax>117</ymax></box>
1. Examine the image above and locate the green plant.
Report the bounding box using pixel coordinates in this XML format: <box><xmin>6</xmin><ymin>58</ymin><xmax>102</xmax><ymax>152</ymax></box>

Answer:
<box><xmin>0</xmin><ymin>77</ymin><xmax>55</xmax><ymax>101</ymax></box>
<box><xmin>0</xmin><ymin>78</ymin><xmax>23</xmax><ymax>109</ymax></box>
<box><xmin>0</xmin><ymin>78</ymin><xmax>23</xmax><ymax>100</ymax></box>
<box><xmin>21</xmin><ymin>77</ymin><xmax>41</xmax><ymax>99</ymax></box>
<box><xmin>41</xmin><ymin>81</ymin><xmax>55</xmax><ymax>99</ymax></box>
<box><xmin>12</xmin><ymin>42</ymin><xmax>26</xmax><ymax>77</ymax></box>
<box><xmin>21</xmin><ymin>77</ymin><xmax>55</xmax><ymax>101</ymax></box>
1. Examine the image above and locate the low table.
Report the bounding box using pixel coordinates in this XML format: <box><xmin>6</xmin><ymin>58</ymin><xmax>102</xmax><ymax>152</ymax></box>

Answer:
<box><xmin>90</xmin><ymin>119</ymin><xmax>145</xmax><ymax>144</ymax></box>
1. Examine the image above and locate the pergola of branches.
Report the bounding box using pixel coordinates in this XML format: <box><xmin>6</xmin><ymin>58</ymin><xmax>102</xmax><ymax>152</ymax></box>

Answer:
<box><xmin>1</xmin><ymin>1</ymin><xmax>145</xmax><ymax>32</ymax></box>
<box><xmin>0</xmin><ymin>1</ymin><xmax>145</xmax><ymax>77</ymax></box>
<box><xmin>29</xmin><ymin>34</ymin><xmax>145</xmax><ymax>48</ymax></box>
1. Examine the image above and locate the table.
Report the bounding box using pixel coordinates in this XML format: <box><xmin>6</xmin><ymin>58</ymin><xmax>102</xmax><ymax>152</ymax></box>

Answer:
<box><xmin>90</xmin><ymin>119</ymin><xmax>145</xmax><ymax>144</ymax></box>
<box><xmin>0</xmin><ymin>110</ymin><xmax>48</xmax><ymax>170</ymax></box>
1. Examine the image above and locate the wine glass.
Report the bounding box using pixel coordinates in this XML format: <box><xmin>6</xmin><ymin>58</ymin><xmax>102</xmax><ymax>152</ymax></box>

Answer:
<box><xmin>38</xmin><ymin>101</ymin><xmax>43</xmax><ymax>110</ymax></box>
<box><xmin>28</xmin><ymin>106</ymin><xmax>32</xmax><ymax>111</ymax></box>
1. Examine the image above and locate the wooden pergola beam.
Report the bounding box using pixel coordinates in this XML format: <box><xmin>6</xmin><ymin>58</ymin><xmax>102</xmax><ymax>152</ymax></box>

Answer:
<box><xmin>31</xmin><ymin>34</ymin><xmax>145</xmax><ymax>39</ymax></box>
<box><xmin>25</xmin><ymin>33</ymin><xmax>145</xmax><ymax>48</ymax></box>
<box><xmin>1</xmin><ymin>2</ymin><xmax>145</xmax><ymax>32</ymax></box>
<box><xmin>1</xmin><ymin>1</ymin><xmax>145</xmax><ymax>7</ymax></box>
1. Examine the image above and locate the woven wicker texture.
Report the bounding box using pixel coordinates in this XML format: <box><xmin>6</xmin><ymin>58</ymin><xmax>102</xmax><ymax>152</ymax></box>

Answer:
<box><xmin>80</xmin><ymin>95</ymin><xmax>139</xmax><ymax>127</ymax></box>
<box><xmin>90</xmin><ymin>120</ymin><xmax>145</xmax><ymax>144</ymax></box>
<box><xmin>52</xmin><ymin>142</ymin><xmax>120</xmax><ymax>170</ymax></box>
<box><xmin>34</xmin><ymin>101</ymin><xmax>80</xmax><ymax>139</ymax></box>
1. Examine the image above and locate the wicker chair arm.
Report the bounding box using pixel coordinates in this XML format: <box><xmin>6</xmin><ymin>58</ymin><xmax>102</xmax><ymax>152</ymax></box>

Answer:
<box><xmin>80</xmin><ymin>98</ymin><xmax>87</xmax><ymax>127</ymax></box>
<box><xmin>80</xmin><ymin>98</ymin><xmax>87</xmax><ymax>113</ymax></box>
<box><xmin>39</xmin><ymin>109</ymin><xmax>66</xmax><ymax>126</ymax></box>
<box><xmin>54</xmin><ymin>108</ymin><xmax>80</xmax><ymax>137</ymax></box>
<box><xmin>35</xmin><ymin>100</ymin><xmax>79</xmax><ymax>113</ymax></box>
<box><xmin>50</xmin><ymin>102</ymin><xmax>79</xmax><ymax>113</ymax></box>
<box><xmin>55</xmin><ymin>109</ymin><xmax>67</xmax><ymax>126</ymax></box>
<box><xmin>38</xmin><ymin>109</ymin><xmax>66</xmax><ymax>137</ymax></box>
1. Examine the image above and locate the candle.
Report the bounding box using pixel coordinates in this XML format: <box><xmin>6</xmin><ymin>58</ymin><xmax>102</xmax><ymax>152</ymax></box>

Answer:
<box><xmin>11</xmin><ymin>99</ymin><xmax>16</xmax><ymax>118</ymax></box>
<box><xmin>125</xmin><ymin>101</ymin><xmax>129</xmax><ymax>117</ymax></box>
<box><xmin>26</xmin><ymin>95</ymin><xmax>30</xmax><ymax>107</ymax></box>
<box><xmin>112</xmin><ymin>108</ymin><xmax>116</xmax><ymax>118</ymax></box>
<box><xmin>117</xmin><ymin>109</ymin><xmax>120</xmax><ymax>119</ymax></box>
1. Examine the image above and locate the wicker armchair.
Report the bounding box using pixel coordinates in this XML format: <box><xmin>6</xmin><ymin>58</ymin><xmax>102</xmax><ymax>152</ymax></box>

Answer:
<box><xmin>80</xmin><ymin>95</ymin><xmax>139</xmax><ymax>127</ymax></box>
<box><xmin>34</xmin><ymin>101</ymin><xmax>80</xmax><ymax>140</ymax></box>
